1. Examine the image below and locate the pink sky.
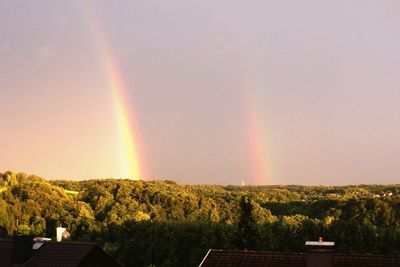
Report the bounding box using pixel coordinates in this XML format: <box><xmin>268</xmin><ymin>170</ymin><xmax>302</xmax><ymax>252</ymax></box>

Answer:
<box><xmin>1</xmin><ymin>1</ymin><xmax>400</xmax><ymax>185</ymax></box>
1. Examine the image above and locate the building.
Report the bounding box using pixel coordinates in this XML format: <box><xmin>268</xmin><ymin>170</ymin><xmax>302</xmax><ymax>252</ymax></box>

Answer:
<box><xmin>0</xmin><ymin>236</ymin><xmax>123</xmax><ymax>267</ymax></box>
<box><xmin>199</xmin><ymin>239</ymin><xmax>400</xmax><ymax>267</ymax></box>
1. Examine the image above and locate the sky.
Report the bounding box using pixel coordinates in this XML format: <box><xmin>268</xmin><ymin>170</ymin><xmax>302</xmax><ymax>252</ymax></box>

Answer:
<box><xmin>1</xmin><ymin>0</ymin><xmax>400</xmax><ymax>185</ymax></box>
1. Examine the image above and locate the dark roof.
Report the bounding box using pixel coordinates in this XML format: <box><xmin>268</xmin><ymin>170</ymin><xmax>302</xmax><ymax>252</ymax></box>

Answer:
<box><xmin>0</xmin><ymin>239</ymin><xmax>12</xmax><ymax>267</ymax></box>
<box><xmin>199</xmin><ymin>249</ymin><xmax>307</xmax><ymax>267</ymax></box>
<box><xmin>200</xmin><ymin>249</ymin><xmax>400</xmax><ymax>267</ymax></box>
<box><xmin>333</xmin><ymin>253</ymin><xmax>400</xmax><ymax>267</ymax></box>
<box><xmin>0</xmin><ymin>238</ymin><xmax>122</xmax><ymax>267</ymax></box>
<box><xmin>25</xmin><ymin>241</ymin><xmax>95</xmax><ymax>267</ymax></box>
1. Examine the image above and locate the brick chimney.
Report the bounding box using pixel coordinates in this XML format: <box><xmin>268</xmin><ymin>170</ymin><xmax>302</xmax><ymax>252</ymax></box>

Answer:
<box><xmin>305</xmin><ymin>237</ymin><xmax>335</xmax><ymax>267</ymax></box>
<box><xmin>12</xmin><ymin>235</ymin><xmax>34</xmax><ymax>264</ymax></box>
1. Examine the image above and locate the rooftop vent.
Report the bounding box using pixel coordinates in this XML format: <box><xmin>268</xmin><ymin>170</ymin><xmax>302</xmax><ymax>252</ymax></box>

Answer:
<box><xmin>33</xmin><ymin>237</ymin><xmax>51</xmax><ymax>250</ymax></box>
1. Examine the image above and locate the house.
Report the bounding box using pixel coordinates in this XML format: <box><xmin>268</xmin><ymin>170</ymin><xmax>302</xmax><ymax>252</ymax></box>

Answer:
<box><xmin>0</xmin><ymin>236</ymin><xmax>123</xmax><ymax>267</ymax></box>
<box><xmin>199</xmin><ymin>239</ymin><xmax>400</xmax><ymax>267</ymax></box>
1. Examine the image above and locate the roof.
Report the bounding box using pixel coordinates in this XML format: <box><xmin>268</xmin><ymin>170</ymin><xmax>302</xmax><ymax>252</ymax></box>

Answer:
<box><xmin>0</xmin><ymin>239</ymin><xmax>12</xmax><ymax>267</ymax></box>
<box><xmin>24</xmin><ymin>241</ymin><xmax>95</xmax><ymax>267</ymax></box>
<box><xmin>199</xmin><ymin>249</ymin><xmax>400</xmax><ymax>267</ymax></box>
<box><xmin>199</xmin><ymin>249</ymin><xmax>307</xmax><ymax>267</ymax></box>
<box><xmin>0</xmin><ymin>238</ymin><xmax>122</xmax><ymax>267</ymax></box>
<box><xmin>334</xmin><ymin>253</ymin><xmax>400</xmax><ymax>267</ymax></box>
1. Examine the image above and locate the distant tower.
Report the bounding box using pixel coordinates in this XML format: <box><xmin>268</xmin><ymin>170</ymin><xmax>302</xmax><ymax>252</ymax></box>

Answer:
<box><xmin>241</xmin><ymin>181</ymin><xmax>245</xmax><ymax>186</ymax></box>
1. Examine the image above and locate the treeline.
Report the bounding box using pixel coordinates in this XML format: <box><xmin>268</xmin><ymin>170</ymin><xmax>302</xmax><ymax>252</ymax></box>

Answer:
<box><xmin>1</xmin><ymin>171</ymin><xmax>400</xmax><ymax>266</ymax></box>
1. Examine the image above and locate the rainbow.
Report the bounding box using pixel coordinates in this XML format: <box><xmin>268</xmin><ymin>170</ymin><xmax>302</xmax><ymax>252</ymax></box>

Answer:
<box><xmin>81</xmin><ymin>2</ymin><xmax>144</xmax><ymax>180</ymax></box>
<box><xmin>244</xmin><ymin>90</ymin><xmax>273</xmax><ymax>185</ymax></box>
<box><xmin>106</xmin><ymin>58</ymin><xmax>143</xmax><ymax>180</ymax></box>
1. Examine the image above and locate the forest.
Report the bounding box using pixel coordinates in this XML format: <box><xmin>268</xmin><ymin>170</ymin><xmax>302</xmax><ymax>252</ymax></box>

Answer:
<box><xmin>1</xmin><ymin>171</ymin><xmax>400</xmax><ymax>267</ymax></box>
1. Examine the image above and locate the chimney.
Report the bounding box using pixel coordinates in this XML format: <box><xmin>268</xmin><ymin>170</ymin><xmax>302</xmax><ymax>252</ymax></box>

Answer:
<box><xmin>56</xmin><ymin>227</ymin><xmax>66</xmax><ymax>242</ymax></box>
<box><xmin>305</xmin><ymin>237</ymin><xmax>335</xmax><ymax>267</ymax></box>
<box><xmin>12</xmin><ymin>235</ymin><xmax>34</xmax><ymax>264</ymax></box>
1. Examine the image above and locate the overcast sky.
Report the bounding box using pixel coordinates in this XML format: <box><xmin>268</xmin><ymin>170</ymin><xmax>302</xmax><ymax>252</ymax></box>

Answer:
<box><xmin>1</xmin><ymin>0</ymin><xmax>400</xmax><ymax>185</ymax></box>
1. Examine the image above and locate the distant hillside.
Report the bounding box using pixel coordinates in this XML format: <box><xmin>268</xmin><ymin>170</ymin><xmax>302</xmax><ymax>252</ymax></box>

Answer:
<box><xmin>1</xmin><ymin>171</ymin><xmax>400</xmax><ymax>266</ymax></box>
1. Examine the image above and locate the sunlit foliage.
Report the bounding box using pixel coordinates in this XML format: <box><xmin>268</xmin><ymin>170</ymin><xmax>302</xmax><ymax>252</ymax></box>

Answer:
<box><xmin>1</xmin><ymin>171</ymin><xmax>400</xmax><ymax>266</ymax></box>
